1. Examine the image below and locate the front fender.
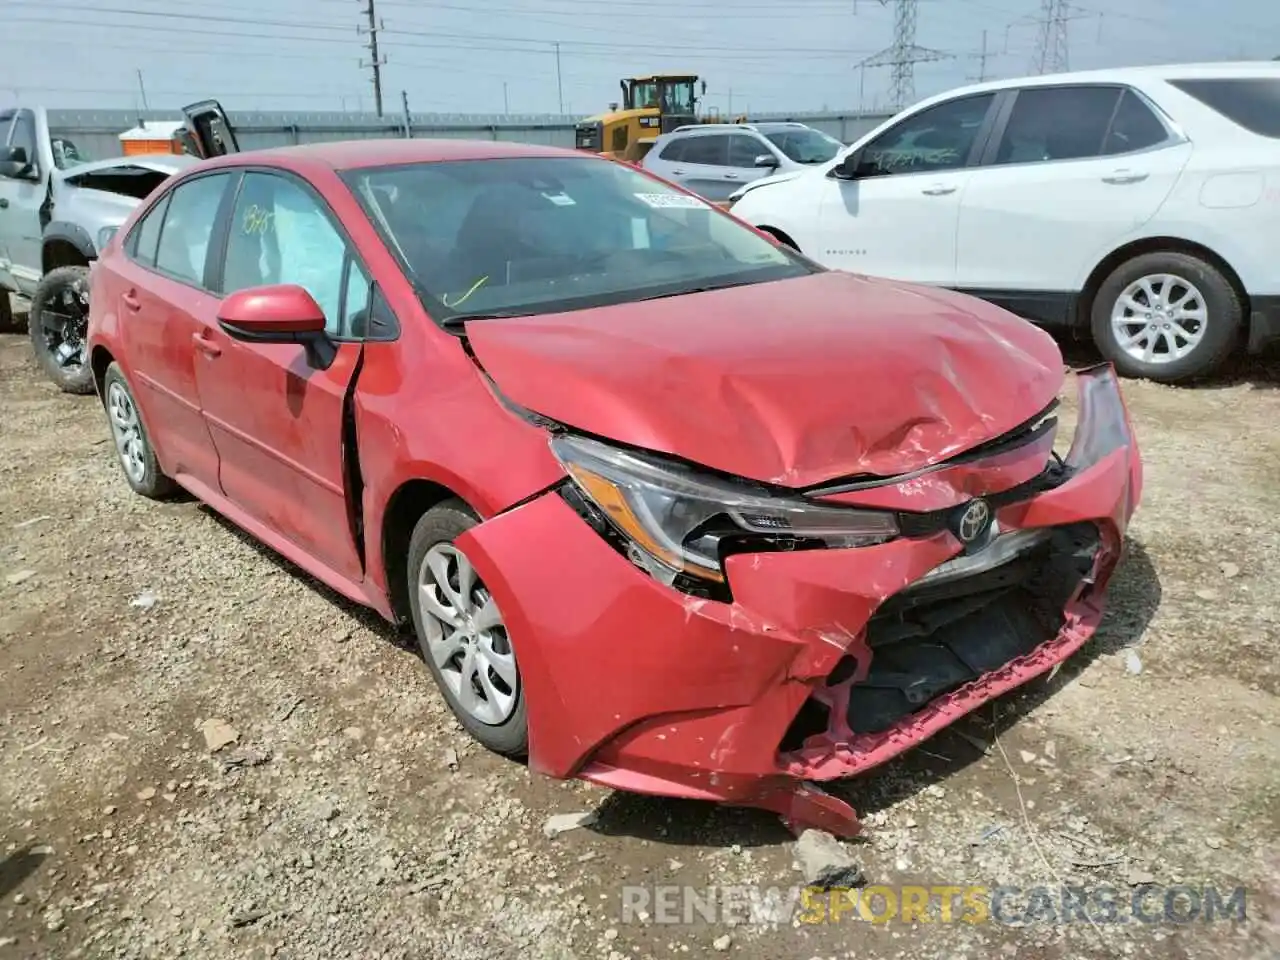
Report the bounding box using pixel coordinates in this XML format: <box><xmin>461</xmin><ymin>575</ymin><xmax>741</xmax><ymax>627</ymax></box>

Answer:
<box><xmin>42</xmin><ymin>220</ymin><xmax>97</xmax><ymax>265</ymax></box>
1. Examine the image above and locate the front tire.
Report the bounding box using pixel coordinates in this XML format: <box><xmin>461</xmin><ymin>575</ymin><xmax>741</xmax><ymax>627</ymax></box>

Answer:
<box><xmin>1090</xmin><ymin>251</ymin><xmax>1241</xmax><ymax>383</ymax></box>
<box><xmin>407</xmin><ymin>500</ymin><xmax>528</xmax><ymax>757</ymax></box>
<box><xmin>29</xmin><ymin>265</ymin><xmax>94</xmax><ymax>394</ymax></box>
<box><xmin>102</xmin><ymin>362</ymin><xmax>176</xmax><ymax>500</ymax></box>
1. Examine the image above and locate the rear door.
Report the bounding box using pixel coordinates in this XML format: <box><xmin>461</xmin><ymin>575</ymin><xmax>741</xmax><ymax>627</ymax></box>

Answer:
<box><xmin>113</xmin><ymin>170</ymin><xmax>235</xmax><ymax>489</ymax></box>
<box><xmin>668</xmin><ymin>134</ymin><xmax>732</xmax><ymax>200</ymax></box>
<box><xmin>193</xmin><ymin>168</ymin><xmax>369</xmax><ymax>581</ymax></box>
<box><xmin>954</xmin><ymin>84</ymin><xmax>1192</xmax><ymax>305</ymax></box>
<box><xmin>181</xmin><ymin>100</ymin><xmax>241</xmax><ymax>158</ymax></box>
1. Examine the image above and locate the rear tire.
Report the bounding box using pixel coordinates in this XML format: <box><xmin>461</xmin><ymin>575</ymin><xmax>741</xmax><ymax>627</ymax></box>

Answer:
<box><xmin>29</xmin><ymin>265</ymin><xmax>95</xmax><ymax>394</ymax></box>
<box><xmin>407</xmin><ymin>500</ymin><xmax>528</xmax><ymax>758</ymax></box>
<box><xmin>1090</xmin><ymin>251</ymin><xmax>1241</xmax><ymax>383</ymax></box>
<box><xmin>102</xmin><ymin>362</ymin><xmax>176</xmax><ymax>500</ymax></box>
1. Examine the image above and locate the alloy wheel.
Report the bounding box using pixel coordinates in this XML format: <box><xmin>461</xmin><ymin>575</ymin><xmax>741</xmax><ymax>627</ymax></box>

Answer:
<box><xmin>1109</xmin><ymin>273</ymin><xmax>1207</xmax><ymax>366</ymax></box>
<box><xmin>417</xmin><ymin>543</ymin><xmax>518</xmax><ymax>726</ymax></box>
<box><xmin>106</xmin><ymin>381</ymin><xmax>147</xmax><ymax>484</ymax></box>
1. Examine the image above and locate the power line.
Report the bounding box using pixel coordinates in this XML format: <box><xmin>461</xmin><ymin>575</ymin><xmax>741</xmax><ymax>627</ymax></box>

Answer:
<box><xmin>968</xmin><ymin>29</ymin><xmax>995</xmax><ymax>82</ymax></box>
<box><xmin>857</xmin><ymin>0</ymin><xmax>951</xmax><ymax>111</ymax></box>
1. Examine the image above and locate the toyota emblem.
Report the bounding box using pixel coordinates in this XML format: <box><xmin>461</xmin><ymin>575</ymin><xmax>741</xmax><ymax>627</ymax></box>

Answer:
<box><xmin>956</xmin><ymin>498</ymin><xmax>992</xmax><ymax>544</ymax></box>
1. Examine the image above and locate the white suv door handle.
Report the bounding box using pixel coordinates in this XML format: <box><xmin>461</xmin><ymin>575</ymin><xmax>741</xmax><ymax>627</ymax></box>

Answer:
<box><xmin>921</xmin><ymin>184</ymin><xmax>957</xmax><ymax>196</ymax></box>
<box><xmin>1102</xmin><ymin>171</ymin><xmax>1149</xmax><ymax>184</ymax></box>
<box><xmin>724</xmin><ymin>173</ymin><xmax>740</xmax><ymax>180</ymax></box>
<box><xmin>671</xmin><ymin>168</ymin><xmax>687</xmax><ymax>175</ymax></box>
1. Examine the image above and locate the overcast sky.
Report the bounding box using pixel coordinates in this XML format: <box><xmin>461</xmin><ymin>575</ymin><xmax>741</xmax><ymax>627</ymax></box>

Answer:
<box><xmin>2</xmin><ymin>0</ymin><xmax>1277</xmax><ymax>117</ymax></box>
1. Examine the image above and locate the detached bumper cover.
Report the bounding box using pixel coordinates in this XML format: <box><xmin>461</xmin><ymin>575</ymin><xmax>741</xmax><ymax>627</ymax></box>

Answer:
<box><xmin>457</xmin><ymin>365</ymin><xmax>1142</xmax><ymax>837</ymax></box>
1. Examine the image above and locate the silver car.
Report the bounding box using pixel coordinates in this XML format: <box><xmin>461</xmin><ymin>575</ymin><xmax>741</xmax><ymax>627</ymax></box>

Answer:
<box><xmin>641</xmin><ymin>122</ymin><xmax>844</xmax><ymax>201</ymax></box>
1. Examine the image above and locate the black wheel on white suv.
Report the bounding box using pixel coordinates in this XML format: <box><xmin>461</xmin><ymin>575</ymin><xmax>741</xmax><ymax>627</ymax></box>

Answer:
<box><xmin>29</xmin><ymin>265</ymin><xmax>95</xmax><ymax>394</ymax></box>
<box><xmin>1090</xmin><ymin>251</ymin><xmax>1242</xmax><ymax>384</ymax></box>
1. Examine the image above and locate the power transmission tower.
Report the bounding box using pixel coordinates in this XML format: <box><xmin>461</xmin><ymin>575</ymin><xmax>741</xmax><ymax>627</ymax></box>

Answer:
<box><xmin>1032</xmin><ymin>0</ymin><xmax>1071</xmax><ymax>74</ymax></box>
<box><xmin>358</xmin><ymin>0</ymin><xmax>387</xmax><ymax>116</ymax></box>
<box><xmin>857</xmin><ymin>0</ymin><xmax>950</xmax><ymax>111</ymax></box>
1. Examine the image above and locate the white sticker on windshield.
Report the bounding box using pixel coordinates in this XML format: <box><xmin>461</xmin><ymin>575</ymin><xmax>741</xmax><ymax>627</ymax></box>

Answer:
<box><xmin>633</xmin><ymin>192</ymin><xmax>707</xmax><ymax>209</ymax></box>
<box><xmin>542</xmin><ymin>191</ymin><xmax>576</xmax><ymax>206</ymax></box>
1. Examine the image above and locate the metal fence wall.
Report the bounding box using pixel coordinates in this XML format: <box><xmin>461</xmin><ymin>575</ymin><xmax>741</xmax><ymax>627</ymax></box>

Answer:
<box><xmin>46</xmin><ymin>108</ymin><xmax>894</xmax><ymax>159</ymax></box>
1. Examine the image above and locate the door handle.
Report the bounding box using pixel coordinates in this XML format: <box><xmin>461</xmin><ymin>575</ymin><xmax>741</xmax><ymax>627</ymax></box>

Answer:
<box><xmin>192</xmin><ymin>330</ymin><xmax>222</xmax><ymax>358</ymax></box>
<box><xmin>121</xmin><ymin>291</ymin><xmax>142</xmax><ymax>311</ymax></box>
<box><xmin>0</xmin><ymin>198</ymin><xmax>8</xmax><ymax>209</ymax></box>
<box><xmin>1102</xmin><ymin>171</ymin><xmax>1149</xmax><ymax>184</ymax></box>
<box><xmin>671</xmin><ymin>168</ymin><xmax>686</xmax><ymax>175</ymax></box>
<box><xmin>724</xmin><ymin>173</ymin><xmax>740</xmax><ymax>180</ymax></box>
<box><xmin>921</xmin><ymin>185</ymin><xmax>957</xmax><ymax>196</ymax></box>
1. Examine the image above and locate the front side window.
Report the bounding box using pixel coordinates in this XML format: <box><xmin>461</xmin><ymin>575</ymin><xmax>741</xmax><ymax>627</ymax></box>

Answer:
<box><xmin>221</xmin><ymin>172</ymin><xmax>352</xmax><ymax>336</ymax></box>
<box><xmin>764</xmin><ymin>127</ymin><xmax>842</xmax><ymax>164</ymax></box>
<box><xmin>993</xmin><ymin>85</ymin><xmax>1121</xmax><ymax>164</ymax></box>
<box><xmin>726</xmin><ymin>134</ymin><xmax>767</xmax><ymax>168</ymax></box>
<box><xmin>5</xmin><ymin>111</ymin><xmax>38</xmax><ymax>174</ymax></box>
<box><xmin>857</xmin><ymin>93</ymin><xmax>995</xmax><ymax>177</ymax></box>
<box><xmin>343</xmin><ymin>156</ymin><xmax>815</xmax><ymax>321</ymax></box>
<box><xmin>659</xmin><ymin>81</ymin><xmax>696</xmax><ymax>116</ymax></box>
<box><xmin>1170</xmin><ymin>77</ymin><xmax>1280</xmax><ymax>139</ymax></box>
<box><xmin>153</xmin><ymin>173</ymin><xmax>231</xmax><ymax>286</ymax></box>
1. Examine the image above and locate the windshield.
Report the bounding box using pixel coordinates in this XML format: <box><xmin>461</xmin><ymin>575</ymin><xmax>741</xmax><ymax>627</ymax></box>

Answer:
<box><xmin>51</xmin><ymin>137</ymin><xmax>92</xmax><ymax>170</ymax></box>
<box><xmin>342</xmin><ymin>156</ymin><xmax>815</xmax><ymax>320</ymax></box>
<box><xmin>763</xmin><ymin>127</ymin><xmax>842</xmax><ymax>164</ymax></box>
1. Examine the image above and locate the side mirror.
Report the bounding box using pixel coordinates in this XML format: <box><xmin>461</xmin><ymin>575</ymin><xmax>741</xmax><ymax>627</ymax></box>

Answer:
<box><xmin>831</xmin><ymin>149</ymin><xmax>867</xmax><ymax>180</ymax></box>
<box><xmin>753</xmin><ymin>153</ymin><xmax>779</xmax><ymax>169</ymax></box>
<box><xmin>217</xmin><ymin>284</ymin><xmax>335</xmax><ymax>367</ymax></box>
<box><xmin>0</xmin><ymin>145</ymin><xmax>34</xmax><ymax>180</ymax></box>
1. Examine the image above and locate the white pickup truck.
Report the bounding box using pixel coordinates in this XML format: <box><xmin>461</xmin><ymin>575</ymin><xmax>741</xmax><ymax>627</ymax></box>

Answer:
<box><xmin>0</xmin><ymin>103</ymin><xmax>232</xmax><ymax>392</ymax></box>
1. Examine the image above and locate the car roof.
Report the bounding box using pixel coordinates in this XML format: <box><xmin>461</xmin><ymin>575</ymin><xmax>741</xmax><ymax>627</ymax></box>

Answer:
<box><xmin>921</xmin><ymin>60</ymin><xmax>1280</xmax><ymax>104</ymax></box>
<box><xmin>203</xmin><ymin>137</ymin><xmax>586</xmax><ymax>173</ymax></box>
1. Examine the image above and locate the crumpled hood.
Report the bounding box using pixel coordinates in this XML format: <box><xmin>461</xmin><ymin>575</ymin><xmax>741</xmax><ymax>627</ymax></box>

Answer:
<box><xmin>466</xmin><ymin>271</ymin><xmax>1064</xmax><ymax>487</ymax></box>
<box><xmin>56</xmin><ymin>154</ymin><xmax>199</xmax><ymax>182</ymax></box>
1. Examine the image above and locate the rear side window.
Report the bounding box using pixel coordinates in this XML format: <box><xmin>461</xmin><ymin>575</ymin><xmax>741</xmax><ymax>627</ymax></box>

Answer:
<box><xmin>128</xmin><ymin>193</ymin><xmax>172</xmax><ymax>267</ymax></box>
<box><xmin>994</xmin><ymin>86</ymin><xmax>1120</xmax><ymax>163</ymax></box>
<box><xmin>153</xmin><ymin>173</ymin><xmax>232</xmax><ymax>286</ymax></box>
<box><xmin>1170</xmin><ymin>77</ymin><xmax>1280</xmax><ymax>138</ymax></box>
<box><xmin>1103</xmin><ymin>89</ymin><xmax>1169</xmax><ymax>154</ymax></box>
<box><xmin>681</xmin><ymin>135</ymin><xmax>727</xmax><ymax>166</ymax></box>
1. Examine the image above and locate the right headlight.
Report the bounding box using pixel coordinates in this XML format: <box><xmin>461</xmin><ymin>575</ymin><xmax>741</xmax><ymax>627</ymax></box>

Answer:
<box><xmin>551</xmin><ymin>435</ymin><xmax>899</xmax><ymax>587</ymax></box>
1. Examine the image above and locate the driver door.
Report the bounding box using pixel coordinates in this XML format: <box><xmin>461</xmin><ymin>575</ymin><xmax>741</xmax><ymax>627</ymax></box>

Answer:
<box><xmin>194</xmin><ymin>170</ymin><xmax>368</xmax><ymax>581</ymax></box>
<box><xmin>814</xmin><ymin>92</ymin><xmax>1000</xmax><ymax>285</ymax></box>
<box><xmin>0</xmin><ymin>109</ymin><xmax>48</xmax><ymax>295</ymax></box>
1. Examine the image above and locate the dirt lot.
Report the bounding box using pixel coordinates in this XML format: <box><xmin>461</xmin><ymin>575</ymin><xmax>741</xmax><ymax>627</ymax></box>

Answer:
<box><xmin>1</xmin><ymin>303</ymin><xmax>1278</xmax><ymax>960</ymax></box>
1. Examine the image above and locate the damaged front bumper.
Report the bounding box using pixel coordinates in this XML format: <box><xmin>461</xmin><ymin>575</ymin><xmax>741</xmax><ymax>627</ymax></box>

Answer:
<box><xmin>456</xmin><ymin>365</ymin><xmax>1142</xmax><ymax>837</ymax></box>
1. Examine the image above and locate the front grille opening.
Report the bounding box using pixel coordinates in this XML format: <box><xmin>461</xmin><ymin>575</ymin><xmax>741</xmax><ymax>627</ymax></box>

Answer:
<box><xmin>845</xmin><ymin>522</ymin><xmax>1100</xmax><ymax>735</ymax></box>
<box><xmin>778</xmin><ymin>522</ymin><xmax>1101</xmax><ymax>756</ymax></box>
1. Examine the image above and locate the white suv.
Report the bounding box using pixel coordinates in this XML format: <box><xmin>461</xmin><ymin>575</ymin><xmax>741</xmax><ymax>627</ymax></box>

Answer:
<box><xmin>727</xmin><ymin>62</ymin><xmax>1280</xmax><ymax>382</ymax></box>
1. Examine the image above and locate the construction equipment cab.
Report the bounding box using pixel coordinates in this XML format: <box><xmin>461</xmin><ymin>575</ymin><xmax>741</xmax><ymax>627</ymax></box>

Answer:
<box><xmin>575</xmin><ymin>75</ymin><xmax>704</xmax><ymax>163</ymax></box>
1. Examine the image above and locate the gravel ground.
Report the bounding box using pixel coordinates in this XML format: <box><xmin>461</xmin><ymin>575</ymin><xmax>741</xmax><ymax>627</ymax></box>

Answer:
<box><xmin>1</xmin><ymin>301</ymin><xmax>1278</xmax><ymax>959</ymax></box>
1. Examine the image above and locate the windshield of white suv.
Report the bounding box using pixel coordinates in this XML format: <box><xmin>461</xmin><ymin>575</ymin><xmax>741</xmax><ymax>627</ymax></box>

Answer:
<box><xmin>763</xmin><ymin>127</ymin><xmax>843</xmax><ymax>164</ymax></box>
<box><xmin>342</xmin><ymin>156</ymin><xmax>817</xmax><ymax>320</ymax></box>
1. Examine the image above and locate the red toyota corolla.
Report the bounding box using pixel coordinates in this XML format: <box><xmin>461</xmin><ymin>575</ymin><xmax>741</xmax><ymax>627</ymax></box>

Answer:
<box><xmin>86</xmin><ymin>122</ymin><xmax>1141</xmax><ymax>837</ymax></box>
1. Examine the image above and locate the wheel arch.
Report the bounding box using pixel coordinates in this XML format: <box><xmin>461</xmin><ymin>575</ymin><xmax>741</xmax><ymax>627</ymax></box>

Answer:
<box><xmin>41</xmin><ymin>224</ymin><xmax>95</xmax><ymax>274</ymax></box>
<box><xmin>1077</xmin><ymin>236</ymin><xmax>1249</xmax><ymax>327</ymax></box>
<box><xmin>89</xmin><ymin>345</ymin><xmax>115</xmax><ymax>398</ymax></box>
<box><xmin>380</xmin><ymin>478</ymin><xmax>481</xmax><ymax>624</ymax></box>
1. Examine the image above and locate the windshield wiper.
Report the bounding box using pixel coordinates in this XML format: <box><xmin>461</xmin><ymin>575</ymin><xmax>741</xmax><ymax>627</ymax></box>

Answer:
<box><xmin>634</xmin><ymin>279</ymin><xmax>762</xmax><ymax>303</ymax></box>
